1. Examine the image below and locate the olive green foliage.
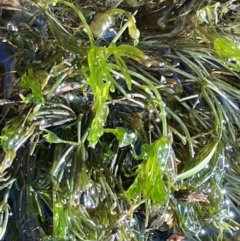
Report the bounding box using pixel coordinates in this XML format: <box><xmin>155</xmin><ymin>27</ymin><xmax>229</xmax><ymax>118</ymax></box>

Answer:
<box><xmin>0</xmin><ymin>0</ymin><xmax>240</xmax><ymax>241</ymax></box>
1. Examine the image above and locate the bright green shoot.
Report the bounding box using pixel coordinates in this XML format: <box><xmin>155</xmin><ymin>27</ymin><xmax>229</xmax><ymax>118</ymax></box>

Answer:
<box><xmin>86</xmin><ymin>43</ymin><xmax>147</xmax><ymax>148</ymax></box>
<box><xmin>126</xmin><ymin>137</ymin><xmax>171</xmax><ymax>204</ymax></box>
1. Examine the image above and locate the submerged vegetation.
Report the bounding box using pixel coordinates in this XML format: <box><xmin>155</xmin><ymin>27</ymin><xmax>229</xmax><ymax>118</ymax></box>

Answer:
<box><xmin>1</xmin><ymin>0</ymin><xmax>240</xmax><ymax>240</ymax></box>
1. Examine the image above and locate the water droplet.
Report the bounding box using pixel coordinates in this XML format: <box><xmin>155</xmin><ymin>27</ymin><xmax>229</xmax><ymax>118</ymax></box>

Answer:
<box><xmin>229</xmin><ymin>211</ymin><xmax>235</xmax><ymax>218</ymax></box>
<box><xmin>225</xmin><ymin>164</ymin><xmax>230</xmax><ymax>168</ymax></box>
<box><xmin>222</xmin><ymin>189</ymin><xmax>227</xmax><ymax>194</ymax></box>
<box><xmin>225</xmin><ymin>199</ymin><xmax>230</xmax><ymax>205</ymax></box>
<box><xmin>6</xmin><ymin>22</ymin><xmax>18</xmax><ymax>31</ymax></box>
<box><xmin>68</xmin><ymin>94</ymin><xmax>74</xmax><ymax>100</ymax></box>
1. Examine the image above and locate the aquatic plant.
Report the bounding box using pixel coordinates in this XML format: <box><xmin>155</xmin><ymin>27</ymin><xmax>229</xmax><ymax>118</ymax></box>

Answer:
<box><xmin>0</xmin><ymin>0</ymin><xmax>240</xmax><ymax>240</ymax></box>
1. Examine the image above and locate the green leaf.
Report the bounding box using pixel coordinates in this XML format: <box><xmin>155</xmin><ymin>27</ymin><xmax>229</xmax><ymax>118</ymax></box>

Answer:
<box><xmin>43</xmin><ymin>130</ymin><xmax>79</xmax><ymax>145</ymax></box>
<box><xmin>127</xmin><ymin>15</ymin><xmax>140</xmax><ymax>41</ymax></box>
<box><xmin>214</xmin><ymin>37</ymin><xmax>240</xmax><ymax>71</ymax></box>
<box><xmin>0</xmin><ymin>150</ymin><xmax>16</xmax><ymax>174</ymax></box>
<box><xmin>69</xmin><ymin>147</ymin><xmax>92</xmax><ymax>191</ymax></box>
<box><xmin>0</xmin><ymin>116</ymin><xmax>25</xmax><ymax>151</ymax></box>
<box><xmin>104</xmin><ymin>127</ymin><xmax>133</xmax><ymax>147</ymax></box>
<box><xmin>114</xmin><ymin>55</ymin><xmax>132</xmax><ymax>89</ymax></box>
<box><xmin>214</xmin><ymin>37</ymin><xmax>240</xmax><ymax>58</ymax></box>
<box><xmin>53</xmin><ymin>202</ymin><xmax>68</xmax><ymax>239</ymax></box>
<box><xmin>176</xmin><ymin>141</ymin><xmax>219</xmax><ymax>181</ymax></box>
<box><xmin>126</xmin><ymin>137</ymin><xmax>171</xmax><ymax>204</ymax></box>
<box><xmin>116</xmin><ymin>44</ymin><xmax>146</xmax><ymax>63</ymax></box>
<box><xmin>114</xmin><ymin>127</ymin><xmax>133</xmax><ymax>147</ymax></box>
<box><xmin>20</xmin><ymin>68</ymin><xmax>45</xmax><ymax>104</ymax></box>
<box><xmin>88</xmin><ymin>105</ymin><xmax>109</xmax><ymax>148</ymax></box>
<box><xmin>43</xmin><ymin>130</ymin><xmax>63</xmax><ymax>143</ymax></box>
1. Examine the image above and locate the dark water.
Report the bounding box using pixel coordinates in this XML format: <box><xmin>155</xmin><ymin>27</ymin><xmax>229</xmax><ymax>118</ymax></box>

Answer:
<box><xmin>0</xmin><ymin>42</ymin><xmax>15</xmax><ymax>98</ymax></box>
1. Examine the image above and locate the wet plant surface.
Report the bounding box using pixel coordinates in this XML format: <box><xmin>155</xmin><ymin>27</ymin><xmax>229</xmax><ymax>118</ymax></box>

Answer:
<box><xmin>1</xmin><ymin>0</ymin><xmax>240</xmax><ymax>240</ymax></box>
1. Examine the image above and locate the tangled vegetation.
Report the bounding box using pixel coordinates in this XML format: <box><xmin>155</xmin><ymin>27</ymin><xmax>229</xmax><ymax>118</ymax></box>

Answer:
<box><xmin>0</xmin><ymin>0</ymin><xmax>240</xmax><ymax>240</ymax></box>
